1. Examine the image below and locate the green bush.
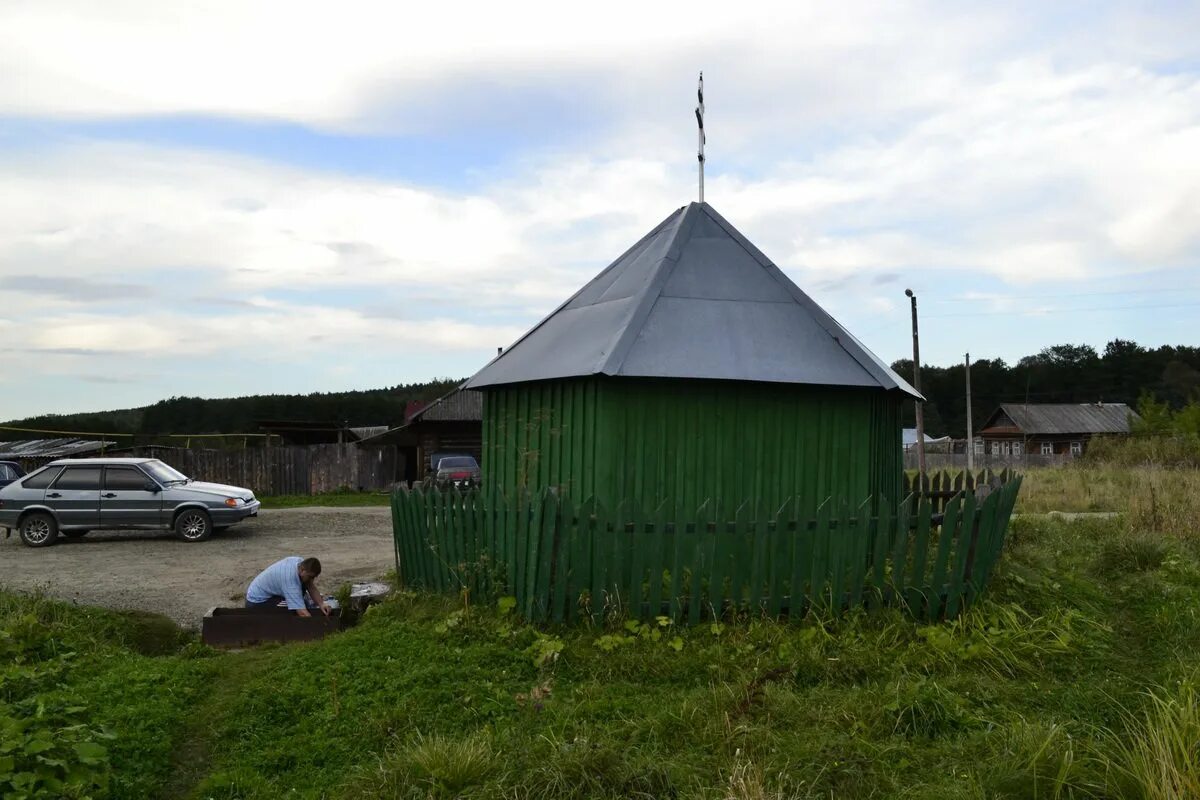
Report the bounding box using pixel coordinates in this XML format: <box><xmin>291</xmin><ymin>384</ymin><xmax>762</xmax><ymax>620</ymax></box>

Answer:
<box><xmin>0</xmin><ymin>700</ymin><xmax>113</xmax><ymax>799</ymax></box>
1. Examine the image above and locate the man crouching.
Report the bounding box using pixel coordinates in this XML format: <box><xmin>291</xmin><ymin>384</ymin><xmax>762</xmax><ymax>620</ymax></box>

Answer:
<box><xmin>245</xmin><ymin>556</ymin><xmax>331</xmax><ymax>617</ymax></box>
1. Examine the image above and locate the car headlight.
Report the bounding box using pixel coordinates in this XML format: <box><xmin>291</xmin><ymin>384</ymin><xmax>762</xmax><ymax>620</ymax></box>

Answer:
<box><xmin>224</xmin><ymin>498</ymin><xmax>241</xmax><ymax>507</ymax></box>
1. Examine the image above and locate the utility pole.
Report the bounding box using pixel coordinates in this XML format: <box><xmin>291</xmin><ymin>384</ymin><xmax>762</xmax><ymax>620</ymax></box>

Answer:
<box><xmin>905</xmin><ymin>289</ymin><xmax>926</xmax><ymax>479</ymax></box>
<box><xmin>695</xmin><ymin>72</ymin><xmax>705</xmax><ymax>203</ymax></box>
<box><xmin>965</xmin><ymin>352</ymin><xmax>974</xmax><ymax>472</ymax></box>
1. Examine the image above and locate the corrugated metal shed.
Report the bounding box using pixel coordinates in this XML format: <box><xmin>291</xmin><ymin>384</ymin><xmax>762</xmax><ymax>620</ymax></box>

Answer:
<box><xmin>0</xmin><ymin>438</ymin><xmax>117</xmax><ymax>459</ymax></box>
<box><xmin>465</xmin><ymin>202</ymin><xmax>920</xmax><ymax>398</ymax></box>
<box><xmin>485</xmin><ymin>378</ymin><xmax>902</xmax><ymax>512</ymax></box>
<box><xmin>984</xmin><ymin>403</ymin><xmax>1139</xmax><ymax>435</ymax></box>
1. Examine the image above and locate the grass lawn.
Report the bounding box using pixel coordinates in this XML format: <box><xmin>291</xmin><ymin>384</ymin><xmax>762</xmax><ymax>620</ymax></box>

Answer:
<box><xmin>3</xmin><ymin>469</ymin><xmax>1200</xmax><ymax>798</ymax></box>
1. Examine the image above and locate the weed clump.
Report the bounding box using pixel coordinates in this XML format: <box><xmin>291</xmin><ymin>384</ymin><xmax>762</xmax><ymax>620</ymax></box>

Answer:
<box><xmin>985</xmin><ymin>721</ymin><xmax>1097</xmax><ymax>799</ymax></box>
<box><xmin>515</xmin><ymin>736</ymin><xmax>677</xmax><ymax>800</ymax></box>
<box><xmin>884</xmin><ymin>679</ymin><xmax>976</xmax><ymax>738</ymax></box>
<box><xmin>1096</xmin><ymin>534</ymin><xmax>1170</xmax><ymax>577</ymax></box>
<box><xmin>348</xmin><ymin>732</ymin><xmax>500</xmax><ymax>799</ymax></box>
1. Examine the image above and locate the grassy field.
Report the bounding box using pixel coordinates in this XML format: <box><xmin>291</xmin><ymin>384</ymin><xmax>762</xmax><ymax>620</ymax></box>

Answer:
<box><xmin>4</xmin><ymin>470</ymin><xmax>1200</xmax><ymax>798</ymax></box>
<box><xmin>1016</xmin><ymin>465</ymin><xmax>1200</xmax><ymax>536</ymax></box>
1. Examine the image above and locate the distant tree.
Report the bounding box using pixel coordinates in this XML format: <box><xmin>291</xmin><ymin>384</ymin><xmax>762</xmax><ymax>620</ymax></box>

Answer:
<box><xmin>1160</xmin><ymin>361</ymin><xmax>1200</xmax><ymax>406</ymax></box>
<box><xmin>1132</xmin><ymin>392</ymin><xmax>1173</xmax><ymax>434</ymax></box>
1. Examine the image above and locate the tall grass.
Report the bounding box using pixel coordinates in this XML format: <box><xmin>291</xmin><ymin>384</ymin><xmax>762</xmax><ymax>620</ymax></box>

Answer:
<box><xmin>1086</xmin><ymin>435</ymin><xmax>1200</xmax><ymax>469</ymax></box>
<box><xmin>1017</xmin><ymin>465</ymin><xmax>1200</xmax><ymax>538</ymax></box>
<box><xmin>722</xmin><ymin>752</ymin><xmax>801</xmax><ymax>800</ymax></box>
<box><xmin>1100</xmin><ymin>683</ymin><xmax>1200</xmax><ymax>800</ymax></box>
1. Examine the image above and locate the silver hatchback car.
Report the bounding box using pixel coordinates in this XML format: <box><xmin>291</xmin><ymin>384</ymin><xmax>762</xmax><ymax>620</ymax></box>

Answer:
<box><xmin>0</xmin><ymin>457</ymin><xmax>260</xmax><ymax>547</ymax></box>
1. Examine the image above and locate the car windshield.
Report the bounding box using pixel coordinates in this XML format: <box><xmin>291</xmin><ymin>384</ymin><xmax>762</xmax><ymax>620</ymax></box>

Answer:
<box><xmin>143</xmin><ymin>460</ymin><xmax>189</xmax><ymax>485</ymax></box>
<box><xmin>438</xmin><ymin>458</ymin><xmax>477</xmax><ymax>470</ymax></box>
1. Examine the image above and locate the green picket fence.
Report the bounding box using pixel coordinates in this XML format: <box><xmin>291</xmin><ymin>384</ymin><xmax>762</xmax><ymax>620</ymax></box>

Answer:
<box><xmin>390</xmin><ymin>475</ymin><xmax>1022</xmax><ymax>624</ymax></box>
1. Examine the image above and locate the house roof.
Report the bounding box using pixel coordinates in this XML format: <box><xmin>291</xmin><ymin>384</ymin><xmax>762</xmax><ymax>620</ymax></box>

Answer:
<box><xmin>356</xmin><ymin>386</ymin><xmax>482</xmax><ymax>445</ymax></box>
<box><xmin>982</xmin><ymin>403</ymin><xmax>1139</xmax><ymax>436</ymax></box>
<box><xmin>409</xmin><ymin>388</ymin><xmax>482</xmax><ymax>423</ymax></box>
<box><xmin>903</xmin><ymin>428</ymin><xmax>951</xmax><ymax>446</ymax></box>
<box><xmin>464</xmin><ymin>202</ymin><xmax>920</xmax><ymax>397</ymax></box>
<box><xmin>0</xmin><ymin>438</ymin><xmax>119</xmax><ymax>459</ymax></box>
<box><xmin>256</xmin><ymin>419</ymin><xmax>390</xmax><ymax>444</ymax></box>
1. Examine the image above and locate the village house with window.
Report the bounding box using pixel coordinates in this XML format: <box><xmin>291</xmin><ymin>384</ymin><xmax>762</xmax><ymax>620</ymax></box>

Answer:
<box><xmin>978</xmin><ymin>402</ymin><xmax>1140</xmax><ymax>457</ymax></box>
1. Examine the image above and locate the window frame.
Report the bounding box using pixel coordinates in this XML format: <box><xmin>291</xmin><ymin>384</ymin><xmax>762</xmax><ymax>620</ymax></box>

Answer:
<box><xmin>103</xmin><ymin>465</ymin><xmax>154</xmax><ymax>491</ymax></box>
<box><xmin>22</xmin><ymin>467</ymin><xmax>64</xmax><ymax>490</ymax></box>
<box><xmin>1040</xmin><ymin>441</ymin><xmax>1054</xmax><ymax>455</ymax></box>
<box><xmin>50</xmin><ymin>466</ymin><xmax>104</xmax><ymax>491</ymax></box>
<box><xmin>1070</xmin><ymin>441</ymin><xmax>1083</xmax><ymax>457</ymax></box>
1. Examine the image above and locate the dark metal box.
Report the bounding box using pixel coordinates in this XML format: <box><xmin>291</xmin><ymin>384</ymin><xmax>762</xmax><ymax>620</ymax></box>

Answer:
<box><xmin>201</xmin><ymin>607</ymin><xmax>342</xmax><ymax>647</ymax></box>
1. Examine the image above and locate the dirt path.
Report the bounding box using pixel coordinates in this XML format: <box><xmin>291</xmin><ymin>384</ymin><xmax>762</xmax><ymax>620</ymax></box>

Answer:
<box><xmin>0</xmin><ymin>507</ymin><xmax>394</xmax><ymax>627</ymax></box>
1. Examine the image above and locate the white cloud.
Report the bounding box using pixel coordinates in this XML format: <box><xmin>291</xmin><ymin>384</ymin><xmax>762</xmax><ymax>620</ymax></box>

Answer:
<box><xmin>2</xmin><ymin>0</ymin><xmax>1200</xmax><ymax>418</ymax></box>
<box><xmin>25</xmin><ymin>308</ymin><xmax>525</xmax><ymax>357</ymax></box>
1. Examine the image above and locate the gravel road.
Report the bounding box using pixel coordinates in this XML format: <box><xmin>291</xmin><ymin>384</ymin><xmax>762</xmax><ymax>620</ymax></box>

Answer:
<box><xmin>0</xmin><ymin>507</ymin><xmax>395</xmax><ymax>627</ymax></box>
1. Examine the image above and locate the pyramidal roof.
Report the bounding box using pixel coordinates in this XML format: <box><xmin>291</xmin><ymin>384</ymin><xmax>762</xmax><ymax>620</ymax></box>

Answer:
<box><xmin>465</xmin><ymin>202</ymin><xmax>920</xmax><ymax>397</ymax></box>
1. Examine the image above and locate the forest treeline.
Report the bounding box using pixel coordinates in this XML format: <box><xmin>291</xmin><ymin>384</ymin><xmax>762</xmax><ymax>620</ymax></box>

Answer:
<box><xmin>893</xmin><ymin>339</ymin><xmax>1200</xmax><ymax>438</ymax></box>
<box><xmin>4</xmin><ymin>339</ymin><xmax>1200</xmax><ymax>440</ymax></box>
<box><xmin>2</xmin><ymin>379</ymin><xmax>462</xmax><ymax>437</ymax></box>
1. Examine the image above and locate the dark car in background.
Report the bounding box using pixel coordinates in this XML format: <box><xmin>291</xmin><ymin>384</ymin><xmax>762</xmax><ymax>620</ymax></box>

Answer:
<box><xmin>0</xmin><ymin>461</ymin><xmax>25</xmax><ymax>489</ymax></box>
<box><xmin>0</xmin><ymin>457</ymin><xmax>259</xmax><ymax>547</ymax></box>
<box><xmin>432</xmin><ymin>455</ymin><xmax>482</xmax><ymax>489</ymax></box>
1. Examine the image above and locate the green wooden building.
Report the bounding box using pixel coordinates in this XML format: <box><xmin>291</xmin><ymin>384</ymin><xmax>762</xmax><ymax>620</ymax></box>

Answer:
<box><xmin>464</xmin><ymin>202</ymin><xmax>919</xmax><ymax>513</ymax></box>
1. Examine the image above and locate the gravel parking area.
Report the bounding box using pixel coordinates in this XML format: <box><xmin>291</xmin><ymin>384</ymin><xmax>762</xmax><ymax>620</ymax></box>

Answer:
<box><xmin>0</xmin><ymin>507</ymin><xmax>395</xmax><ymax>627</ymax></box>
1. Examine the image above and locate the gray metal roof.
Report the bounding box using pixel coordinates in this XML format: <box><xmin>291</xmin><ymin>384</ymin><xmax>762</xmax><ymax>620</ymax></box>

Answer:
<box><xmin>46</xmin><ymin>457</ymin><xmax>155</xmax><ymax>465</ymax></box>
<box><xmin>355</xmin><ymin>386</ymin><xmax>483</xmax><ymax>445</ymax></box>
<box><xmin>348</xmin><ymin>425</ymin><xmax>390</xmax><ymax>440</ymax></box>
<box><xmin>465</xmin><ymin>202</ymin><xmax>920</xmax><ymax>397</ymax></box>
<box><xmin>0</xmin><ymin>438</ymin><xmax>118</xmax><ymax>459</ymax></box>
<box><xmin>903</xmin><ymin>428</ymin><xmax>951</xmax><ymax>446</ymax></box>
<box><xmin>410</xmin><ymin>387</ymin><xmax>483</xmax><ymax>422</ymax></box>
<box><xmin>984</xmin><ymin>403</ymin><xmax>1140</xmax><ymax>435</ymax></box>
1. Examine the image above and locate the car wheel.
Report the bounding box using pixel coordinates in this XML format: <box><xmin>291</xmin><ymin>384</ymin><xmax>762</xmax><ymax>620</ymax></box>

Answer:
<box><xmin>62</xmin><ymin>530</ymin><xmax>90</xmax><ymax>539</ymax></box>
<box><xmin>175</xmin><ymin>509</ymin><xmax>212</xmax><ymax>542</ymax></box>
<box><xmin>19</xmin><ymin>513</ymin><xmax>59</xmax><ymax>548</ymax></box>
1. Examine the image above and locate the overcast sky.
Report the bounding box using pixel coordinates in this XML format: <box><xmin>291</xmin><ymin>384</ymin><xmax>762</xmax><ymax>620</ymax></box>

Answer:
<box><xmin>2</xmin><ymin>1</ymin><xmax>1199</xmax><ymax>421</ymax></box>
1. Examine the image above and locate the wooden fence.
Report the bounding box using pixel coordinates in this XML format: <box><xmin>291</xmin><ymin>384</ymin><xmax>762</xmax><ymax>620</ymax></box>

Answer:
<box><xmin>905</xmin><ymin>453</ymin><xmax>1071</xmax><ymax>470</ymax></box>
<box><xmin>390</xmin><ymin>473</ymin><xmax>1022</xmax><ymax>625</ymax></box>
<box><xmin>13</xmin><ymin>444</ymin><xmax>403</xmax><ymax>495</ymax></box>
<box><xmin>903</xmin><ymin>468</ymin><xmax>1016</xmax><ymax>513</ymax></box>
<box><xmin>140</xmin><ymin>445</ymin><xmax>402</xmax><ymax>495</ymax></box>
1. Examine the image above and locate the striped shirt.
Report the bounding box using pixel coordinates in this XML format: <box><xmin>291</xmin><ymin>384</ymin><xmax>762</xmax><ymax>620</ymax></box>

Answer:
<box><xmin>246</xmin><ymin>557</ymin><xmax>307</xmax><ymax>610</ymax></box>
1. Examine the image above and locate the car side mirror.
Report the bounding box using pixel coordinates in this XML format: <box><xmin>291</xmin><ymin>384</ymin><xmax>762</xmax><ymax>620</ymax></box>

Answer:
<box><xmin>144</xmin><ymin>482</ymin><xmax>161</xmax><ymax>493</ymax></box>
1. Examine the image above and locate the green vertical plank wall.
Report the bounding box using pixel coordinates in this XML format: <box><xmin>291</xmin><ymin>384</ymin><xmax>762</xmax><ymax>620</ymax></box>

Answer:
<box><xmin>482</xmin><ymin>376</ymin><xmax>903</xmax><ymax>514</ymax></box>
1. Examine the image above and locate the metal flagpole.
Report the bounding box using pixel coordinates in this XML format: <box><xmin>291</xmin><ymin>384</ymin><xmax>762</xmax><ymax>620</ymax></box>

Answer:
<box><xmin>695</xmin><ymin>72</ymin><xmax>705</xmax><ymax>203</ymax></box>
